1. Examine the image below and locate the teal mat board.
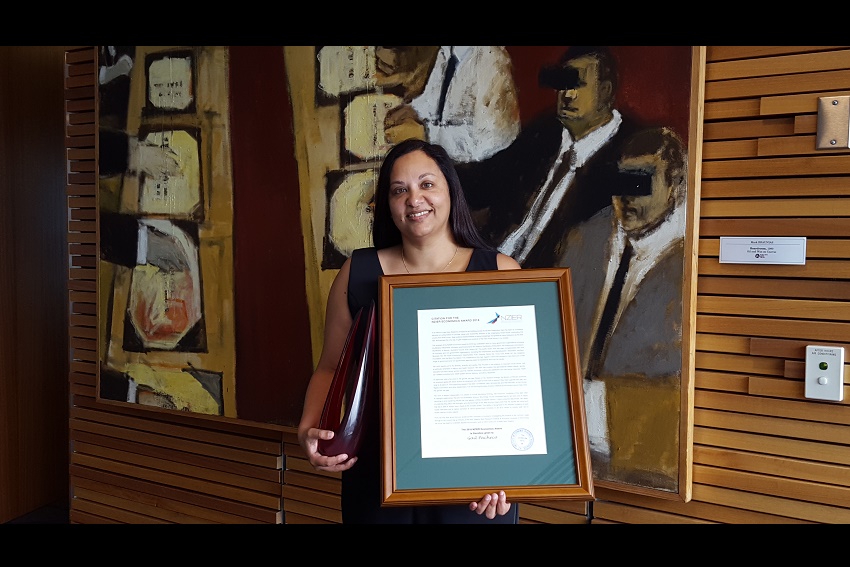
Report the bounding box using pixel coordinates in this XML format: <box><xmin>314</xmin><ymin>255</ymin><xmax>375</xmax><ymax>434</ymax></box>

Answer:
<box><xmin>391</xmin><ymin>280</ymin><xmax>576</xmax><ymax>490</ymax></box>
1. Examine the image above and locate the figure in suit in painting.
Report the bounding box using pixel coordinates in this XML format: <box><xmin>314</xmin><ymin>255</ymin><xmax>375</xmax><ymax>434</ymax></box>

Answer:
<box><xmin>384</xmin><ymin>46</ymin><xmax>521</xmax><ymax>164</ymax></box>
<box><xmin>456</xmin><ymin>45</ymin><xmax>642</xmax><ymax>268</ymax></box>
<box><xmin>559</xmin><ymin>126</ymin><xmax>688</xmax><ymax>492</ymax></box>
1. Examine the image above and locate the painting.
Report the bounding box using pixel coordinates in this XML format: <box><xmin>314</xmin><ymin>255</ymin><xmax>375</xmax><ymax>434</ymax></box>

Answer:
<box><xmin>95</xmin><ymin>46</ymin><xmax>703</xmax><ymax>497</ymax></box>
<box><xmin>97</xmin><ymin>46</ymin><xmax>236</xmax><ymax>417</ymax></box>
<box><xmin>284</xmin><ymin>46</ymin><xmax>703</xmax><ymax>500</ymax></box>
<box><xmin>96</xmin><ymin>46</ymin><xmax>315</xmax><ymax>426</ymax></box>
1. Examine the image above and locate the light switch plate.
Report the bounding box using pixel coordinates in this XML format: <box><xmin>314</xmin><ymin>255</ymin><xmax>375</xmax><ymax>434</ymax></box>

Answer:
<box><xmin>817</xmin><ymin>96</ymin><xmax>850</xmax><ymax>149</ymax></box>
<box><xmin>804</xmin><ymin>345</ymin><xmax>845</xmax><ymax>402</ymax></box>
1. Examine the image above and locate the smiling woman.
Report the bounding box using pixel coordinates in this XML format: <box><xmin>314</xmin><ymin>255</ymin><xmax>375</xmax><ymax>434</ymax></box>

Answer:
<box><xmin>297</xmin><ymin>139</ymin><xmax>522</xmax><ymax>524</ymax></box>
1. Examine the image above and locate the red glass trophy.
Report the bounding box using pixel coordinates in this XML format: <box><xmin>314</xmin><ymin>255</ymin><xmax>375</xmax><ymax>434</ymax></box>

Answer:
<box><xmin>317</xmin><ymin>300</ymin><xmax>376</xmax><ymax>458</ymax></box>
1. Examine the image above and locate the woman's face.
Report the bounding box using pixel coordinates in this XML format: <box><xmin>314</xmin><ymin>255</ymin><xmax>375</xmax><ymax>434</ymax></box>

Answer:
<box><xmin>387</xmin><ymin>149</ymin><xmax>452</xmax><ymax>240</ymax></box>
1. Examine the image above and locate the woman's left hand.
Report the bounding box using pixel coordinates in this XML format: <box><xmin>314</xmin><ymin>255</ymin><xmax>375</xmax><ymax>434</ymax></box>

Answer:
<box><xmin>469</xmin><ymin>491</ymin><xmax>511</xmax><ymax>520</ymax></box>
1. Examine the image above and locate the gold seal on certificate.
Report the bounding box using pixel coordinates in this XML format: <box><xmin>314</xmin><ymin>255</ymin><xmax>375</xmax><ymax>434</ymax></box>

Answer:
<box><xmin>511</xmin><ymin>428</ymin><xmax>534</xmax><ymax>451</ymax></box>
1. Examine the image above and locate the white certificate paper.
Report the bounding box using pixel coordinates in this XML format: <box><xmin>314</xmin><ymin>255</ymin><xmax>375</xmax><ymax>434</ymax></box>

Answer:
<box><xmin>417</xmin><ymin>305</ymin><xmax>548</xmax><ymax>458</ymax></box>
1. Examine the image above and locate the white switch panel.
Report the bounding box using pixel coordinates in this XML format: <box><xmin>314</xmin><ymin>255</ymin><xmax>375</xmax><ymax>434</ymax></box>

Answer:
<box><xmin>805</xmin><ymin>345</ymin><xmax>845</xmax><ymax>402</ymax></box>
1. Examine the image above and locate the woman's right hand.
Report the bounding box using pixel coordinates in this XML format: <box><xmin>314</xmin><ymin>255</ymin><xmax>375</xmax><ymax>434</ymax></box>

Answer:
<box><xmin>300</xmin><ymin>427</ymin><xmax>358</xmax><ymax>473</ymax></box>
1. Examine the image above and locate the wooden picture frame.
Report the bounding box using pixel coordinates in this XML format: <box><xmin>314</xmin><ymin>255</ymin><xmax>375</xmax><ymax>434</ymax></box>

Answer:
<box><xmin>378</xmin><ymin>267</ymin><xmax>594</xmax><ymax>505</ymax></box>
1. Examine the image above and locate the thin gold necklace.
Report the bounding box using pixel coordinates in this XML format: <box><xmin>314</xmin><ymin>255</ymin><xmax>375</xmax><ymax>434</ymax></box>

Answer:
<box><xmin>401</xmin><ymin>245</ymin><xmax>459</xmax><ymax>274</ymax></box>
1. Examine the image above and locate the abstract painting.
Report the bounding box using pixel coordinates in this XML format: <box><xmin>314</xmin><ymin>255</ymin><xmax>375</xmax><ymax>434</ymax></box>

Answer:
<box><xmin>97</xmin><ymin>46</ymin><xmax>235</xmax><ymax>417</ymax></box>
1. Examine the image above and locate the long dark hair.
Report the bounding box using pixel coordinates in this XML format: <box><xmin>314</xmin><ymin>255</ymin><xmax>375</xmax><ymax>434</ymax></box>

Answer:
<box><xmin>372</xmin><ymin>138</ymin><xmax>494</xmax><ymax>251</ymax></box>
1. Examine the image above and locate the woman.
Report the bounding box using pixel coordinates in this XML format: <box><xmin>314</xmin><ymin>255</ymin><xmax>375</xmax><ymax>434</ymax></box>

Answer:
<box><xmin>298</xmin><ymin>139</ymin><xmax>521</xmax><ymax>523</ymax></box>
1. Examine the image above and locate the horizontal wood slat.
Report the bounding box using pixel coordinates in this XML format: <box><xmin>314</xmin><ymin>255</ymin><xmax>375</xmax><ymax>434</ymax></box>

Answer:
<box><xmin>760</xmin><ymin>90</ymin><xmax>850</xmax><ymax>116</ymax></box>
<box><xmin>283</xmin><ymin>498</ymin><xmax>341</xmax><ymax>524</ymax></box>
<box><xmin>282</xmin><ymin>484</ymin><xmax>340</xmax><ymax>511</ymax></box>
<box><xmin>704</xmin><ymin>98</ymin><xmax>761</xmax><ymax>120</ymax></box>
<box><xmin>707</xmin><ymin>50</ymin><xmax>850</xmax><ymax>82</ymax></box>
<box><xmin>71</xmin><ymin>452</ymin><xmax>280</xmax><ymax>509</ymax></box>
<box><xmin>72</xmin><ymin>428</ymin><xmax>281</xmax><ymax>482</ymax></box>
<box><xmin>72</xmin><ymin>485</ymin><xmax>219</xmax><ymax>524</ymax></box>
<box><xmin>71</xmin><ymin>498</ymin><xmax>169</xmax><ymax>524</ymax></box>
<box><xmin>592</xmin><ymin>500</ymin><xmax>711</xmax><ymax>524</ymax></box>
<box><xmin>690</xmin><ymin>483</ymin><xmax>824</xmax><ymax>523</ymax></box>
<box><xmin>283</xmin><ymin>469</ymin><xmax>341</xmax><ymax>495</ymax></box>
<box><xmin>702</xmin><ymin>139</ymin><xmax>758</xmax><ymax>159</ymax></box>
<box><xmin>699</xmin><ymin>219</ymin><xmax>850</xmax><ymax>237</ymax></box>
<box><xmin>698</xmin><ymin>296</ymin><xmax>850</xmax><ymax>321</ymax></box>
<box><xmin>758</xmin><ymin>135</ymin><xmax>849</xmax><ymax>157</ymax></box>
<box><xmin>706</xmin><ymin>47</ymin><xmax>850</xmax><ymax>66</ymax></box>
<box><xmin>705</xmin><ymin>69</ymin><xmax>850</xmax><ymax>101</ymax></box>
<box><xmin>703</xmin><ymin>116</ymin><xmax>795</xmax><ymax>141</ymax></box>
<box><xmin>695</xmin><ymin>334</ymin><xmax>751</xmax><ymax>354</ymax></box>
<box><xmin>698</xmin><ymin>276</ymin><xmax>850</xmax><ymax>301</ymax></box>
<box><xmin>70</xmin><ymin>464</ymin><xmax>280</xmax><ymax>522</ymax></box>
<box><xmin>703</xmin><ymin>155</ymin><xmax>850</xmax><ymax>178</ymax></box>
<box><xmin>750</xmin><ymin>337</ymin><xmax>850</xmax><ymax>357</ymax></box>
<box><xmin>697</xmin><ymin>370</ymin><xmax>803</xmax><ymax>399</ymax></box>
<box><xmin>693</xmin><ymin>465</ymin><xmax>850</xmax><ymax>519</ymax></box>
<box><xmin>695</xmin><ymin>426</ymin><xmax>850</xmax><ymax>467</ymax></box>
<box><xmin>698</xmin><ymin>258</ymin><xmax>849</xmax><ymax>278</ymax></box>
<box><xmin>517</xmin><ymin>503</ymin><xmax>587</xmax><ymax>524</ymax></box>
<box><xmin>594</xmin><ymin>485</ymin><xmax>804</xmax><ymax>523</ymax></box>
<box><xmin>63</xmin><ymin>439</ymin><xmax>283</xmax><ymax>497</ymax></box>
<box><xmin>696</xmin><ymin>351</ymin><xmax>785</xmax><ymax>376</ymax></box>
<box><xmin>700</xmin><ymin>198</ymin><xmax>848</xmax><ymax>217</ymax></box>
<box><xmin>696</xmin><ymin>392</ymin><xmax>850</xmax><ymax>427</ymax></box>
<box><xmin>71</xmin><ymin>403</ymin><xmax>284</xmax><ymax>451</ymax></box>
<box><xmin>747</xmin><ymin>375</ymin><xmax>849</xmax><ymax>403</ymax></box>
<box><xmin>795</xmin><ymin>114</ymin><xmax>817</xmax><ymax>133</ymax></box>
<box><xmin>700</xmin><ymin>176</ymin><xmax>850</xmax><ymax>198</ymax></box>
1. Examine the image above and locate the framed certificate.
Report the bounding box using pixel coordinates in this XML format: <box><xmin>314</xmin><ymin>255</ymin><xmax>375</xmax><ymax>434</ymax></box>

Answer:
<box><xmin>379</xmin><ymin>267</ymin><xmax>594</xmax><ymax>506</ymax></box>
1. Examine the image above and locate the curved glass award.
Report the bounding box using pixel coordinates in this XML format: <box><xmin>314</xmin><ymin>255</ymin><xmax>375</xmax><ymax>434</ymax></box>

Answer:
<box><xmin>317</xmin><ymin>300</ymin><xmax>376</xmax><ymax>458</ymax></box>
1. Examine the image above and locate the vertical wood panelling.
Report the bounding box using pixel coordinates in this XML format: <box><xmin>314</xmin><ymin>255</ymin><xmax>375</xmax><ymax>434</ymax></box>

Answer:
<box><xmin>0</xmin><ymin>46</ymin><xmax>69</xmax><ymax>524</ymax></box>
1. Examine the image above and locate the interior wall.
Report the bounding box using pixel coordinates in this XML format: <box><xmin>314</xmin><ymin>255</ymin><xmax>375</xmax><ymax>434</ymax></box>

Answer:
<box><xmin>41</xmin><ymin>44</ymin><xmax>850</xmax><ymax>524</ymax></box>
<box><xmin>0</xmin><ymin>45</ymin><xmax>70</xmax><ymax>523</ymax></box>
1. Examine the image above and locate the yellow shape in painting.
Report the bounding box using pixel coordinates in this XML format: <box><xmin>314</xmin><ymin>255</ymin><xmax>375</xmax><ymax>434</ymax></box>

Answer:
<box><xmin>329</xmin><ymin>170</ymin><xmax>376</xmax><ymax>256</ymax></box>
<box><xmin>317</xmin><ymin>46</ymin><xmax>377</xmax><ymax>98</ymax></box>
<box><xmin>127</xmin><ymin>363</ymin><xmax>220</xmax><ymax>415</ymax></box>
<box><xmin>345</xmin><ymin>92</ymin><xmax>403</xmax><ymax>161</ymax></box>
<box><xmin>139</xmin><ymin>129</ymin><xmax>200</xmax><ymax>215</ymax></box>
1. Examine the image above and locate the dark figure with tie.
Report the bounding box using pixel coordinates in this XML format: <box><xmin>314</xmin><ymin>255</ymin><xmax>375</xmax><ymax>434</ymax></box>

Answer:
<box><xmin>558</xmin><ymin>126</ymin><xmax>688</xmax><ymax>492</ymax></box>
<box><xmin>457</xmin><ymin>45</ymin><xmax>642</xmax><ymax>268</ymax></box>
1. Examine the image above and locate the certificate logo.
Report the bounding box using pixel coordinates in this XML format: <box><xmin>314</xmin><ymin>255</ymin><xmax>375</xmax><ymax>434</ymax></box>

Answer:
<box><xmin>511</xmin><ymin>428</ymin><xmax>534</xmax><ymax>451</ymax></box>
<box><xmin>487</xmin><ymin>312</ymin><xmax>501</xmax><ymax>324</ymax></box>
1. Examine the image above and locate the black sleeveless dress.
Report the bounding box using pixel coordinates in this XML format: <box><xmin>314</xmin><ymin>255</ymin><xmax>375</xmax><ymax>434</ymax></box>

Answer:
<box><xmin>342</xmin><ymin>247</ymin><xmax>520</xmax><ymax>524</ymax></box>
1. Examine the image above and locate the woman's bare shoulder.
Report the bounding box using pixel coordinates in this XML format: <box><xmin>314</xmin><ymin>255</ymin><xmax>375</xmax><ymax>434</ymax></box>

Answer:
<box><xmin>496</xmin><ymin>253</ymin><xmax>522</xmax><ymax>270</ymax></box>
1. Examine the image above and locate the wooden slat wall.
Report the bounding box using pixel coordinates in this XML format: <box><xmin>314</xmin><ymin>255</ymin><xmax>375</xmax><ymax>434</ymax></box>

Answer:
<box><xmin>65</xmin><ymin>46</ymin><xmax>286</xmax><ymax>525</ymax></box>
<box><xmin>590</xmin><ymin>45</ymin><xmax>850</xmax><ymax>524</ymax></box>
<box><xmin>67</xmin><ymin>46</ymin><xmax>850</xmax><ymax>524</ymax></box>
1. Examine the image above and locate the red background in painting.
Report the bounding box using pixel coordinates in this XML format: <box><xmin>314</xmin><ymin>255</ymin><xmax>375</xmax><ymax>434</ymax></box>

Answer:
<box><xmin>506</xmin><ymin>46</ymin><xmax>694</xmax><ymax>142</ymax></box>
<box><xmin>229</xmin><ymin>46</ymin><xmax>313</xmax><ymax>425</ymax></box>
